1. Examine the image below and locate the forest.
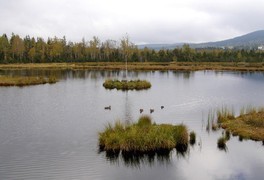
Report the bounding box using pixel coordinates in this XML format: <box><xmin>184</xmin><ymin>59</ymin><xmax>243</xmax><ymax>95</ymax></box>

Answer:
<box><xmin>0</xmin><ymin>33</ymin><xmax>264</xmax><ymax>63</ymax></box>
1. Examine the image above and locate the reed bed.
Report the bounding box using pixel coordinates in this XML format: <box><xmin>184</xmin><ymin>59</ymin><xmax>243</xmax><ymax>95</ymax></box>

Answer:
<box><xmin>0</xmin><ymin>75</ymin><xmax>57</xmax><ymax>86</ymax></box>
<box><xmin>1</xmin><ymin>62</ymin><xmax>264</xmax><ymax>72</ymax></box>
<box><xmin>217</xmin><ymin>107</ymin><xmax>264</xmax><ymax>141</ymax></box>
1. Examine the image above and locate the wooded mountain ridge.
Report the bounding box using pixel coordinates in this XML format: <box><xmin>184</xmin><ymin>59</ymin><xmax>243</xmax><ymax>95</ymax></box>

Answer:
<box><xmin>138</xmin><ymin>30</ymin><xmax>264</xmax><ymax>50</ymax></box>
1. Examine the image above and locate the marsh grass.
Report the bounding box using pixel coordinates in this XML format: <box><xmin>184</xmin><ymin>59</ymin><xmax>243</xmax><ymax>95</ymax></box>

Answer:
<box><xmin>225</xmin><ymin>130</ymin><xmax>231</xmax><ymax>141</ymax></box>
<box><xmin>137</xmin><ymin>115</ymin><xmax>152</xmax><ymax>127</ymax></box>
<box><xmin>0</xmin><ymin>75</ymin><xmax>57</xmax><ymax>86</ymax></box>
<box><xmin>103</xmin><ymin>79</ymin><xmax>151</xmax><ymax>90</ymax></box>
<box><xmin>99</xmin><ymin>116</ymin><xmax>189</xmax><ymax>153</ymax></box>
<box><xmin>218</xmin><ymin>106</ymin><xmax>264</xmax><ymax>141</ymax></box>
<box><xmin>2</xmin><ymin>62</ymin><xmax>264</xmax><ymax>72</ymax></box>
<box><xmin>217</xmin><ymin>106</ymin><xmax>235</xmax><ymax>123</ymax></box>
<box><xmin>206</xmin><ymin>109</ymin><xmax>219</xmax><ymax>132</ymax></box>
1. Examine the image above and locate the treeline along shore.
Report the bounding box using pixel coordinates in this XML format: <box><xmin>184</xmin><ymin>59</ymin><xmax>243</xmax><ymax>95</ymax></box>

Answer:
<box><xmin>1</xmin><ymin>33</ymin><xmax>264</xmax><ymax>64</ymax></box>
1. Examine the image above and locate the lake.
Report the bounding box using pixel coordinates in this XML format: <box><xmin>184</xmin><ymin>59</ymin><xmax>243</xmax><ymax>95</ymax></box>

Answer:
<box><xmin>0</xmin><ymin>70</ymin><xmax>264</xmax><ymax>180</ymax></box>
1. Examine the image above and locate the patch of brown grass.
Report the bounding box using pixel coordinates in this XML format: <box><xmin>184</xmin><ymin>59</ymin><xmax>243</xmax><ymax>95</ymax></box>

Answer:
<box><xmin>1</xmin><ymin>62</ymin><xmax>264</xmax><ymax>71</ymax></box>
<box><xmin>0</xmin><ymin>75</ymin><xmax>57</xmax><ymax>86</ymax></box>
<box><xmin>220</xmin><ymin>109</ymin><xmax>264</xmax><ymax>141</ymax></box>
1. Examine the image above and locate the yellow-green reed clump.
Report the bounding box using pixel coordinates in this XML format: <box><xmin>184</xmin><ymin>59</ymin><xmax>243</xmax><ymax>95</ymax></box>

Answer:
<box><xmin>99</xmin><ymin>116</ymin><xmax>189</xmax><ymax>153</ymax></box>
<box><xmin>103</xmin><ymin>79</ymin><xmax>151</xmax><ymax>90</ymax></box>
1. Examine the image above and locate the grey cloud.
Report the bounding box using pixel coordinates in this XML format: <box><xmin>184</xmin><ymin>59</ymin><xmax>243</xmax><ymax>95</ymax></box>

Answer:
<box><xmin>0</xmin><ymin>0</ymin><xmax>263</xmax><ymax>44</ymax></box>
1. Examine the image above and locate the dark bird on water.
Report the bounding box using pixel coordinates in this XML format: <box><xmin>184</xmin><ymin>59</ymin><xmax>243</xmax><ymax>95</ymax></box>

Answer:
<box><xmin>104</xmin><ymin>106</ymin><xmax>111</xmax><ymax>110</ymax></box>
<box><xmin>161</xmin><ymin>106</ymin><xmax>164</xmax><ymax>109</ymax></box>
<box><xmin>140</xmin><ymin>109</ymin><xmax>143</xmax><ymax>113</ymax></box>
<box><xmin>150</xmin><ymin>109</ymin><xmax>154</xmax><ymax>113</ymax></box>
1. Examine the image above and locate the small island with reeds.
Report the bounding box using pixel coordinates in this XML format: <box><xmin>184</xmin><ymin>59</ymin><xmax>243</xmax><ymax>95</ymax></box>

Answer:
<box><xmin>0</xmin><ymin>75</ymin><xmax>57</xmax><ymax>86</ymax></box>
<box><xmin>103</xmin><ymin>79</ymin><xmax>151</xmax><ymax>90</ymax></box>
<box><xmin>217</xmin><ymin>107</ymin><xmax>264</xmax><ymax>141</ymax></box>
<box><xmin>99</xmin><ymin>116</ymin><xmax>189</xmax><ymax>154</ymax></box>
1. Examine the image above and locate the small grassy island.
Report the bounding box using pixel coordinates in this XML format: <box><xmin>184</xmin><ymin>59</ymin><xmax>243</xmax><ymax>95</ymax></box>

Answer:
<box><xmin>103</xmin><ymin>79</ymin><xmax>151</xmax><ymax>90</ymax></box>
<box><xmin>218</xmin><ymin>108</ymin><xmax>264</xmax><ymax>141</ymax></box>
<box><xmin>0</xmin><ymin>75</ymin><xmax>57</xmax><ymax>86</ymax></box>
<box><xmin>99</xmin><ymin>116</ymin><xmax>189</xmax><ymax>153</ymax></box>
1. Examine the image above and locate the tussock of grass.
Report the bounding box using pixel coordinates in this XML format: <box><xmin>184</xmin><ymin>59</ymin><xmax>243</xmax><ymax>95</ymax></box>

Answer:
<box><xmin>99</xmin><ymin>116</ymin><xmax>189</xmax><ymax>153</ymax></box>
<box><xmin>0</xmin><ymin>75</ymin><xmax>57</xmax><ymax>86</ymax></box>
<box><xmin>137</xmin><ymin>115</ymin><xmax>152</xmax><ymax>127</ymax></box>
<box><xmin>218</xmin><ymin>107</ymin><xmax>264</xmax><ymax>141</ymax></box>
<box><xmin>103</xmin><ymin>79</ymin><xmax>151</xmax><ymax>90</ymax></box>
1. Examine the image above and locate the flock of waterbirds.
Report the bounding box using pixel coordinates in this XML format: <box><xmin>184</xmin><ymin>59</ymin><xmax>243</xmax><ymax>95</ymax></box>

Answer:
<box><xmin>104</xmin><ymin>105</ymin><xmax>164</xmax><ymax>114</ymax></box>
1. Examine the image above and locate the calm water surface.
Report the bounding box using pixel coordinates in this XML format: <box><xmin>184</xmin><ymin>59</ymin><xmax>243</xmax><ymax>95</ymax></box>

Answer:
<box><xmin>0</xmin><ymin>70</ymin><xmax>263</xmax><ymax>180</ymax></box>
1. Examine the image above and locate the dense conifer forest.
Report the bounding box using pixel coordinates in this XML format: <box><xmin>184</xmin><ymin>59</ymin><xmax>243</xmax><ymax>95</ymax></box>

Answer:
<box><xmin>0</xmin><ymin>33</ymin><xmax>264</xmax><ymax>63</ymax></box>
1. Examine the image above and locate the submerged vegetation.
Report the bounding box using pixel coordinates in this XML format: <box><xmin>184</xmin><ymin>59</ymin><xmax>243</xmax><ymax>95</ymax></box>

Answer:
<box><xmin>103</xmin><ymin>79</ymin><xmax>151</xmax><ymax>90</ymax></box>
<box><xmin>217</xmin><ymin>107</ymin><xmax>264</xmax><ymax>141</ymax></box>
<box><xmin>217</xmin><ymin>131</ymin><xmax>231</xmax><ymax>150</ymax></box>
<box><xmin>0</xmin><ymin>75</ymin><xmax>57</xmax><ymax>86</ymax></box>
<box><xmin>189</xmin><ymin>131</ymin><xmax>196</xmax><ymax>145</ymax></box>
<box><xmin>217</xmin><ymin>137</ymin><xmax>227</xmax><ymax>149</ymax></box>
<box><xmin>99</xmin><ymin>116</ymin><xmax>189</xmax><ymax>153</ymax></box>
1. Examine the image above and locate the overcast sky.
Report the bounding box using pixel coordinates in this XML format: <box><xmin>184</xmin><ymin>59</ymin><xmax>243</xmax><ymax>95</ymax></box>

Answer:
<box><xmin>0</xmin><ymin>0</ymin><xmax>264</xmax><ymax>44</ymax></box>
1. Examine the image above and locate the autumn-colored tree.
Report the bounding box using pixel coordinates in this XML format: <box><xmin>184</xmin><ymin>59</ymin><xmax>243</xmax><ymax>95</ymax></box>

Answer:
<box><xmin>35</xmin><ymin>37</ymin><xmax>47</xmax><ymax>63</ymax></box>
<box><xmin>48</xmin><ymin>37</ymin><xmax>64</xmax><ymax>61</ymax></box>
<box><xmin>1</xmin><ymin>32</ymin><xmax>264</xmax><ymax>64</ymax></box>
<box><xmin>0</xmin><ymin>34</ymin><xmax>10</xmax><ymax>63</ymax></box>
<box><xmin>89</xmin><ymin>36</ymin><xmax>100</xmax><ymax>61</ymax></box>
<box><xmin>28</xmin><ymin>47</ymin><xmax>36</xmax><ymax>62</ymax></box>
<box><xmin>10</xmin><ymin>33</ymin><xmax>25</xmax><ymax>61</ymax></box>
<box><xmin>102</xmin><ymin>39</ymin><xmax>117</xmax><ymax>61</ymax></box>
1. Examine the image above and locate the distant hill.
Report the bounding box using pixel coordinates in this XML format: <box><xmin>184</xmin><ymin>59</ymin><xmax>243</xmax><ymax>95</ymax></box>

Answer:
<box><xmin>138</xmin><ymin>30</ymin><xmax>264</xmax><ymax>50</ymax></box>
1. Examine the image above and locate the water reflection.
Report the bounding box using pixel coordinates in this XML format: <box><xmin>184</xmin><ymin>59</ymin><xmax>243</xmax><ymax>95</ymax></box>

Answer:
<box><xmin>1</xmin><ymin>69</ymin><xmax>264</xmax><ymax>82</ymax></box>
<box><xmin>1</xmin><ymin>69</ymin><xmax>264</xmax><ymax>179</ymax></box>
<box><xmin>0</xmin><ymin>69</ymin><xmax>151</xmax><ymax>82</ymax></box>
<box><xmin>172</xmin><ymin>71</ymin><xmax>194</xmax><ymax>79</ymax></box>
<box><xmin>101</xmin><ymin>148</ymin><xmax>190</xmax><ymax>168</ymax></box>
<box><xmin>124</xmin><ymin>91</ymin><xmax>133</xmax><ymax>124</ymax></box>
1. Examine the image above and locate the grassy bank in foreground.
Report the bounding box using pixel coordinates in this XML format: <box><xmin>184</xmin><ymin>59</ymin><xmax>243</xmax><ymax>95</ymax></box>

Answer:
<box><xmin>1</xmin><ymin>62</ymin><xmax>264</xmax><ymax>71</ymax></box>
<box><xmin>103</xmin><ymin>79</ymin><xmax>151</xmax><ymax>90</ymax></box>
<box><xmin>0</xmin><ymin>75</ymin><xmax>57</xmax><ymax>86</ymax></box>
<box><xmin>217</xmin><ymin>107</ymin><xmax>264</xmax><ymax>141</ymax></box>
<box><xmin>99</xmin><ymin>116</ymin><xmax>189</xmax><ymax>153</ymax></box>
